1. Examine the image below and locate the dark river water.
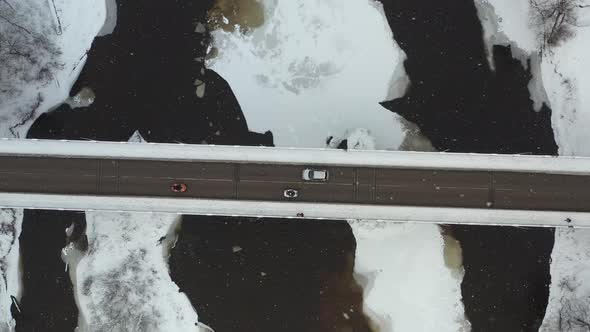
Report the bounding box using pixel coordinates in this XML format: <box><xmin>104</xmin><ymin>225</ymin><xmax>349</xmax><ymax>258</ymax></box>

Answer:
<box><xmin>17</xmin><ymin>0</ymin><xmax>557</xmax><ymax>331</ymax></box>
<box><xmin>378</xmin><ymin>1</ymin><xmax>556</xmax><ymax>330</ymax></box>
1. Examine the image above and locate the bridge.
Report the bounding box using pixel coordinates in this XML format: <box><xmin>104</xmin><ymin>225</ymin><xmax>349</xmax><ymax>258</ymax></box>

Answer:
<box><xmin>0</xmin><ymin>138</ymin><xmax>589</xmax><ymax>228</ymax></box>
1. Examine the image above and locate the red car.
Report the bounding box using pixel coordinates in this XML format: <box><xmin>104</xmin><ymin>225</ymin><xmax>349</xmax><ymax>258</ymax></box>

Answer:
<box><xmin>170</xmin><ymin>183</ymin><xmax>188</xmax><ymax>193</ymax></box>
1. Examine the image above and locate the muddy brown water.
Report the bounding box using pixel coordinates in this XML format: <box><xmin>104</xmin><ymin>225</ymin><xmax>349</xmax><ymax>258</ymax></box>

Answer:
<box><xmin>208</xmin><ymin>0</ymin><xmax>265</xmax><ymax>32</ymax></box>
<box><xmin>170</xmin><ymin>217</ymin><xmax>374</xmax><ymax>332</ymax></box>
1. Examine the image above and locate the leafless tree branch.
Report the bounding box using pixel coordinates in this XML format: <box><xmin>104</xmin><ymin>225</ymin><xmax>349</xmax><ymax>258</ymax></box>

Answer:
<box><xmin>0</xmin><ymin>12</ymin><xmax>32</xmax><ymax>35</ymax></box>
<box><xmin>1</xmin><ymin>0</ymin><xmax>14</xmax><ymax>11</ymax></box>
<box><xmin>529</xmin><ymin>0</ymin><xmax>579</xmax><ymax>49</ymax></box>
<box><xmin>48</xmin><ymin>0</ymin><xmax>62</xmax><ymax>35</ymax></box>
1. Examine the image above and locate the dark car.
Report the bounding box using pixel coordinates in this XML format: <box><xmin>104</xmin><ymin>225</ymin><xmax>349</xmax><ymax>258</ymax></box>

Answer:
<box><xmin>283</xmin><ymin>188</ymin><xmax>298</xmax><ymax>198</ymax></box>
<box><xmin>170</xmin><ymin>183</ymin><xmax>188</xmax><ymax>193</ymax></box>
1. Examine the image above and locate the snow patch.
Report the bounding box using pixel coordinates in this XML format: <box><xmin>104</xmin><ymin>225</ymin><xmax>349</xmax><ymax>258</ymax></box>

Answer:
<box><xmin>541</xmin><ymin>26</ymin><xmax>590</xmax><ymax>156</ymax></box>
<box><xmin>0</xmin><ymin>0</ymin><xmax>107</xmax><ymax>137</ymax></box>
<box><xmin>127</xmin><ymin>130</ymin><xmax>145</xmax><ymax>143</ymax></box>
<box><xmin>527</xmin><ymin>53</ymin><xmax>550</xmax><ymax>111</ymax></box>
<box><xmin>65</xmin><ymin>87</ymin><xmax>95</xmax><ymax>109</ymax></box>
<box><xmin>207</xmin><ymin>0</ymin><xmax>408</xmax><ymax>149</ymax></box>
<box><xmin>474</xmin><ymin>0</ymin><xmax>537</xmax><ymax>70</ymax></box>
<box><xmin>0</xmin><ymin>209</ymin><xmax>22</xmax><ymax>331</ymax></box>
<box><xmin>398</xmin><ymin>119</ymin><xmax>436</xmax><ymax>152</ymax></box>
<box><xmin>97</xmin><ymin>0</ymin><xmax>117</xmax><ymax>37</ymax></box>
<box><xmin>540</xmin><ymin>228</ymin><xmax>590</xmax><ymax>331</ymax></box>
<box><xmin>72</xmin><ymin>211</ymin><xmax>204</xmax><ymax>332</ymax></box>
<box><xmin>537</xmin><ymin>7</ymin><xmax>590</xmax><ymax>329</ymax></box>
<box><xmin>575</xmin><ymin>4</ymin><xmax>590</xmax><ymax>27</ymax></box>
<box><xmin>327</xmin><ymin>128</ymin><xmax>376</xmax><ymax>150</ymax></box>
<box><xmin>346</xmin><ymin>128</ymin><xmax>376</xmax><ymax>151</ymax></box>
<box><xmin>350</xmin><ymin>221</ymin><xmax>470</xmax><ymax>332</ymax></box>
<box><xmin>194</xmin><ymin>79</ymin><xmax>206</xmax><ymax>98</ymax></box>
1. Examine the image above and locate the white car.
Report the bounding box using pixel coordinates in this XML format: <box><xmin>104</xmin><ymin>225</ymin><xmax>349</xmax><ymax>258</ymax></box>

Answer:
<box><xmin>302</xmin><ymin>169</ymin><xmax>328</xmax><ymax>181</ymax></box>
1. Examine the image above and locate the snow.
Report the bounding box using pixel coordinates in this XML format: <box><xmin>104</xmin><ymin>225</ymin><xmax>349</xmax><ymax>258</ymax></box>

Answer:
<box><xmin>0</xmin><ymin>0</ymin><xmax>107</xmax><ymax>138</ymax></box>
<box><xmin>97</xmin><ymin>0</ymin><xmax>117</xmax><ymax>37</ymax></box>
<box><xmin>65</xmin><ymin>87</ymin><xmax>96</xmax><ymax>109</ymax></box>
<box><xmin>350</xmin><ymin>221</ymin><xmax>470</xmax><ymax>332</ymax></box>
<box><xmin>0</xmin><ymin>209</ymin><xmax>22</xmax><ymax>331</ymax></box>
<box><xmin>541</xmin><ymin>27</ymin><xmax>590</xmax><ymax>156</ymax></box>
<box><xmin>539</xmin><ymin>17</ymin><xmax>590</xmax><ymax>332</ymax></box>
<box><xmin>194</xmin><ymin>79</ymin><xmax>206</xmax><ymax>98</ymax></box>
<box><xmin>207</xmin><ymin>0</ymin><xmax>408</xmax><ymax>149</ymax></box>
<box><xmin>540</xmin><ymin>228</ymin><xmax>590</xmax><ymax>331</ymax></box>
<box><xmin>68</xmin><ymin>211</ymin><xmax>203</xmax><ymax>332</ymax></box>
<box><xmin>576</xmin><ymin>4</ymin><xmax>590</xmax><ymax>27</ymax></box>
<box><xmin>4</xmin><ymin>138</ymin><xmax>590</xmax><ymax>175</ymax></box>
<box><xmin>474</xmin><ymin>0</ymin><xmax>538</xmax><ymax>58</ymax></box>
<box><xmin>0</xmin><ymin>0</ymin><xmax>58</xmax><ymax>138</ymax></box>
<box><xmin>398</xmin><ymin>119</ymin><xmax>436</xmax><ymax>152</ymax></box>
<box><xmin>328</xmin><ymin>128</ymin><xmax>377</xmax><ymax>150</ymax></box>
<box><xmin>474</xmin><ymin>1</ymin><xmax>590</xmax><ymax>329</ymax></box>
<box><xmin>0</xmin><ymin>193</ymin><xmax>586</xmax><ymax>228</ymax></box>
<box><xmin>346</xmin><ymin>128</ymin><xmax>376</xmax><ymax>150</ymax></box>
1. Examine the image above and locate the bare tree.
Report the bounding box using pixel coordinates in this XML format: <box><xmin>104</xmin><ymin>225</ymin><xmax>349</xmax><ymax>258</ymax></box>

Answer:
<box><xmin>554</xmin><ymin>279</ymin><xmax>590</xmax><ymax>331</ymax></box>
<box><xmin>0</xmin><ymin>0</ymin><xmax>61</xmax><ymax>100</ymax></box>
<box><xmin>529</xmin><ymin>0</ymin><xmax>582</xmax><ymax>49</ymax></box>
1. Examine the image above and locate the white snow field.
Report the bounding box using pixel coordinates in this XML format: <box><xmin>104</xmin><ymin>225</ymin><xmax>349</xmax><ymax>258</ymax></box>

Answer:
<box><xmin>541</xmin><ymin>26</ymin><xmax>590</xmax><ymax>157</ymax></box>
<box><xmin>66</xmin><ymin>211</ymin><xmax>204</xmax><ymax>332</ymax></box>
<box><xmin>540</xmin><ymin>228</ymin><xmax>590</xmax><ymax>332</ymax></box>
<box><xmin>208</xmin><ymin>1</ymin><xmax>469</xmax><ymax>330</ymax></box>
<box><xmin>3</xmin><ymin>193</ymin><xmax>590</xmax><ymax>228</ymax></box>
<box><xmin>474</xmin><ymin>0</ymin><xmax>590</xmax><ymax>330</ymax></box>
<box><xmin>350</xmin><ymin>221</ymin><xmax>470</xmax><ymax>332</ymax></box>
<box><xmin>207</xmin><ymin>0</ymin><xmax>408</xmax><ymax>149</ymax></box>
<box><xmin>0</xmin><ymin>0</ymin><xmax>107</xmax><ymax>139</ymax></box>
<box><xmin>0</xmin><ymin>209</ymin><xmax>22</xmax><ymax>331</ymax></box>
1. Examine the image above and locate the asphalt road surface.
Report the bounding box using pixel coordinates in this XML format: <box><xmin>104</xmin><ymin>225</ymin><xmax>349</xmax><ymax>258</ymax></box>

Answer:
<box><xmin>0</xmin><ymin>156</ymin><xmax>589</xmax><ymax>212</ymax></box>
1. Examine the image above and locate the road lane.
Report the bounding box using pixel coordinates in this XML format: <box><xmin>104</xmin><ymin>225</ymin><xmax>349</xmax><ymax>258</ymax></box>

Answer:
<box><xmin>0</xmin><ymin>156</ymin><xmax>589</xmax><ymax>213</ymax></box>
<box><xmin>494</xmin><ymin>172</ymin><xmax>590</xmax><ymax>211</ymax></box>
<box><xmin>118</xmin><ymin>177</ymin><xmax>235</xmax><ymax>198</ymax></box>
<box><xmin>0</xmin><ymin>156</ymin><xmax>98</xmax><ymax>176</ymax></box>
<box><xmin>239</xmin><ymin>164</ymin><xmax>354</xmax><ymax>184</ymax></box>
<box><xmin>238</xmin><ymin>181</ymin><xmax>354</xmax><ymax>202</ymax></box>
<box><xmin>118</xmin><ymin>160</ymin><xmax>234</xmax><ymax>179</ymax></box>
<box><xmin>374</xmin><ymin>169</ymin><xmax>490</xmax><ymax>208</ymax></box>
